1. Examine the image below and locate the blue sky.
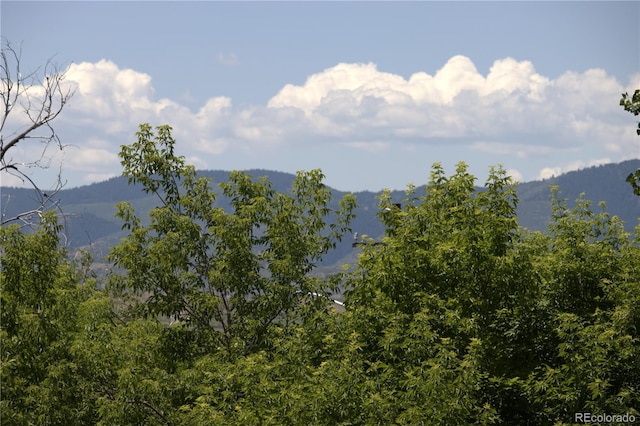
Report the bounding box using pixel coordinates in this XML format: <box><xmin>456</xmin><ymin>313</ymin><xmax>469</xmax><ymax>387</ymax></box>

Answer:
<box><xmin>2</xmin><ymin>1</ymin><xmax>639</xmax><ymax>192</ymax></box>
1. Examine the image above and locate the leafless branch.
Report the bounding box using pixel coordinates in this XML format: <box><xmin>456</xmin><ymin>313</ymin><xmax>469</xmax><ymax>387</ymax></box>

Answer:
<box><xmin>1</xmin><ymin>37</ymin><xmax>75</xmax><ymax>227</ymax></box>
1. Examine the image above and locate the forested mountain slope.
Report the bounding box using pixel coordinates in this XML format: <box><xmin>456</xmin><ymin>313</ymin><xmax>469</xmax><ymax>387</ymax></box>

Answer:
<box><xmin>2</xmin><ymin>160</ymin><xmax>639</xmax><ymax>267</ymax></box>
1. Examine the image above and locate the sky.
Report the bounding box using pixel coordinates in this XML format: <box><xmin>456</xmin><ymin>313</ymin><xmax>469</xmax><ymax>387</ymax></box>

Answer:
<box><xmin>1</xmin><ymin>1</ymin><xmax>639</xmax><ymax>193</ymax></box>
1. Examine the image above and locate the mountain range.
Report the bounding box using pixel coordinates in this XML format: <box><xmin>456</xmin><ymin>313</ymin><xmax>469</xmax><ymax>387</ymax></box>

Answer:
<box><xmin>2</xmin><ymin>159</ymin><xmax>639</xmax><ymax>270</ymax></box>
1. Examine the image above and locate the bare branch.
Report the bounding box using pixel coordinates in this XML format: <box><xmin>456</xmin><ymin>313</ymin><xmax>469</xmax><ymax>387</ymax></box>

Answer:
<box><xmin>1</xmin><ymin>37</ymin><xmax>75</xmax><ymax>228</ymax></box>
<box><xmin>1</xmin><ymin>164</ymin><xmax>67</xmax><ymax>227</ymax></box>
<box><xmin>1</xmin><ymin>45</ymin><xmax>74</xmax><ymax>165</ymax></box>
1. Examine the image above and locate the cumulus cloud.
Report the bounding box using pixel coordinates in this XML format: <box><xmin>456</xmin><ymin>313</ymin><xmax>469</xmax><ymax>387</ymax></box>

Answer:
<box><xmin>50</xmin><ymin>60</ymin><xmax>236</xmax><ymax>183</ymax></box>
<box><xmin>265</xmin><ymin>56</ymin><xmax>629</xmax><ymax>153</ymax></box>
<box><xmin>59</xmin><ymin>57</ymin><xmax>632</xmax><ymax>158</ymax></box>
<box><xmin>3</xmin><ymin>55</ymin><xmax>635</xmax><ymax>190</ymax></box>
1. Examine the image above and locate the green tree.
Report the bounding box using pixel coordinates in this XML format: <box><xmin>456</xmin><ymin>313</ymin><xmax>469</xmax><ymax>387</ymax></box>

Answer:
<box><xmin>0</xmin><ymin>213</ymin><xmax>101</xmax><ymax>425</ymax></box>
<box><xmin>620</xmin><ymin>89</ymin><xmax>640</xmax><ymax>195</ymax></box>
<box><xmin>70</xmin><ymin>313</ymin><xmax>185</xmax><ymax>426</ymax></box>
<box><xmin>341</xmin><ymin>163</ymin><xmax>524</xmax><ymax>423</ymax></box>
<box><xmin>525</xmin><ymin>189</ymin><xmax>640</xmax><ymax>424</ymax></box>
<box><xmin>7</xmin><ymin>146</ymin><xmax>635</xmax><ymax>424</ymax></box>
<box><xmin>339</xmin><ymin>163</ymin><xmax>639</xmax><ymax>424</ymax></box>
<box><xmin>108</xmin><ymin>124</ymin><xmax>356</xmax><ymax>358</ymax></box>
<box><xmin>91</xmin><ymin>159</ymin><xmax>638</xmax><ymax>424</ymax></box>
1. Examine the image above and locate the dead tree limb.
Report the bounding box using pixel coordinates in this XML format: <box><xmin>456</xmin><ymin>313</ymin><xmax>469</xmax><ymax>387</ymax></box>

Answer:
<box><xmin>1</xmin><ymin>38</ymin><xmax>75</xmax><ymax>227</ymax></box>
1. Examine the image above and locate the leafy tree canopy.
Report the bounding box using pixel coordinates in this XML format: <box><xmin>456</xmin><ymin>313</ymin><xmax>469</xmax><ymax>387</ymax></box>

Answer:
<box><xmin>109</xmin><ymin>124</ymin><xmax>356</xmax><ymax>358</ymax></box>
<box><xmin>2</xmin><ymin>124</ymin><xmax>638</xmax><ymax>425</ymax></box>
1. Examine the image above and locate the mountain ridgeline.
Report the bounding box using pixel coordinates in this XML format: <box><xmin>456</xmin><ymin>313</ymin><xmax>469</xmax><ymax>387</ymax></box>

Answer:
<box><xmin>2</xmin><ymin>160</ymin><xmax>639</xmax><ymax>268</ymax></box>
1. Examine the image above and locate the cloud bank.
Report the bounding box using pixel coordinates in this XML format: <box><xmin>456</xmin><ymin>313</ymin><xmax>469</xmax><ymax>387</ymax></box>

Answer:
<box><xmin>3</xmin><ymin>55</ymin><xmax>638</xmax><ymax>189</ymax></box>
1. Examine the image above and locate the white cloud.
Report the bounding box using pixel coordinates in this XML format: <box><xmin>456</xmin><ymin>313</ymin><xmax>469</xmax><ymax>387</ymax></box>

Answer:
<box><xmin>66</xmin><ymin>60</ymin><xmax>152</xmax><ymax>104</ymax></box>
<box><xmin>265</xmin><ymin>56</ymin><xmax>629</xmax><ymax>150</ymax></box>
<box><xmin>186</xmin><ymin>155</ymin><xmax>208</xmax><ymax>170</ymax></box>
<box><xmin>58</xmin><ymin>57</ymin><xmax>633</xmax><ymax>158</ymax></box>
<box><xmin>268</xmin><ymin>55</ymin><xmax>547</xmax><ymax>112</ymax></box>
<box><xmin>62</xmin><ymin>60</ymin><xmax>156</xmax><ymax>133</ymax></box>
<box><xmin>65</xmin><ymin>148</ymin><xmax>119</xmax><ymax>171</ymax></box>
<box><xmin>536</xmin><ymin>158</ymin><xmax>613</xmax><ymax>180</ymax></box>
<box><xmin>4</xmin><ymin>56</ymin><xmax>635</xmax><ymax>190</ymax></box>
<box><xmin>624</xmin><ymin>74</ymin><xmax>640</xmax><ymax>93</ymax></box>
<box><xmin>538</xmin><ymin>167</ymin><xmax>562</xmax><ymax>180</ymax></box>
<box><xmin>52</xmin><ymin>60</ymin><xmax>236</xmax><ymax>182</ymax></box>
<box><xmin>506</xmin><ymin>168</ymin><xmax>523</xmax><ymax>183</ymax></box>
<box><xmin>1</xmin><ymin>170</ymin><xmax>29</xmax><ymax>188</ymax></box>
<box><xmin>484</xmin><ymin>58</ymin><xmax>549</xmax><ymax>101</ymax></box>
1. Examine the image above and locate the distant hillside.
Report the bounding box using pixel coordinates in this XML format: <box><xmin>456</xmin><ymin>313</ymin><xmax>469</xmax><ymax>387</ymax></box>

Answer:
<box><xmin>515</xmin><ymin>160</ymin><xmax>640</xmax><ymax>232</ymax></box>
<box><xmin>2</xmin><ymin>160</ymin><xmax>639</xmax><ymax>268</ymax></box>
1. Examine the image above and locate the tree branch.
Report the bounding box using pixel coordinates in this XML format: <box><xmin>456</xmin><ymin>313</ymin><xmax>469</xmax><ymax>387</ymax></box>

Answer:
<box><xmin>1</xmin><ymin>37</ymin><xmax>74</xmax><ymax>227</ymax></box>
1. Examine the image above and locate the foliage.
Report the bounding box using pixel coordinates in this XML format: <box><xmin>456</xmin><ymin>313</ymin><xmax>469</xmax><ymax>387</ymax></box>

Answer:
<box><xmin>620</xmin><ymin>90</ymin><xmax>640</xmax><ymax>195</ymax></box>
<box><xmin>0</xmin><ymin>212</ymin><xmax>100</xmax><ymax>425</ymax></box>
<box><xmin>2</xmin><ymin>159</ymin><xmax>638</xmax><ymax>261</ymax></box>
<box><xmin>620</xmin><ymin>90</ymin><xmax>640</xmax><ymax>136</ymax></box>
<box><xmin>108</xmin><ymin>123</ymin><xmax>356</xmax><ymax>357</ymax></box>
<box><xmin>343</xmin><ymin>163</ymin><xmax>525</xmax><ymax>423</ymax></box>
<box><xmin>341</xmin><ymin>163</ymin><xmax>639</xmax><ymax>424</ymax></box>
<box><xmin>2</xmin><ymin>140</ymin><xmax>638</xmax><ymax>424</ymax></box>
<box><xmin>525</xmin><ymin>188</ymin><xmax>640</xmax><ymax>423</ymax></box>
